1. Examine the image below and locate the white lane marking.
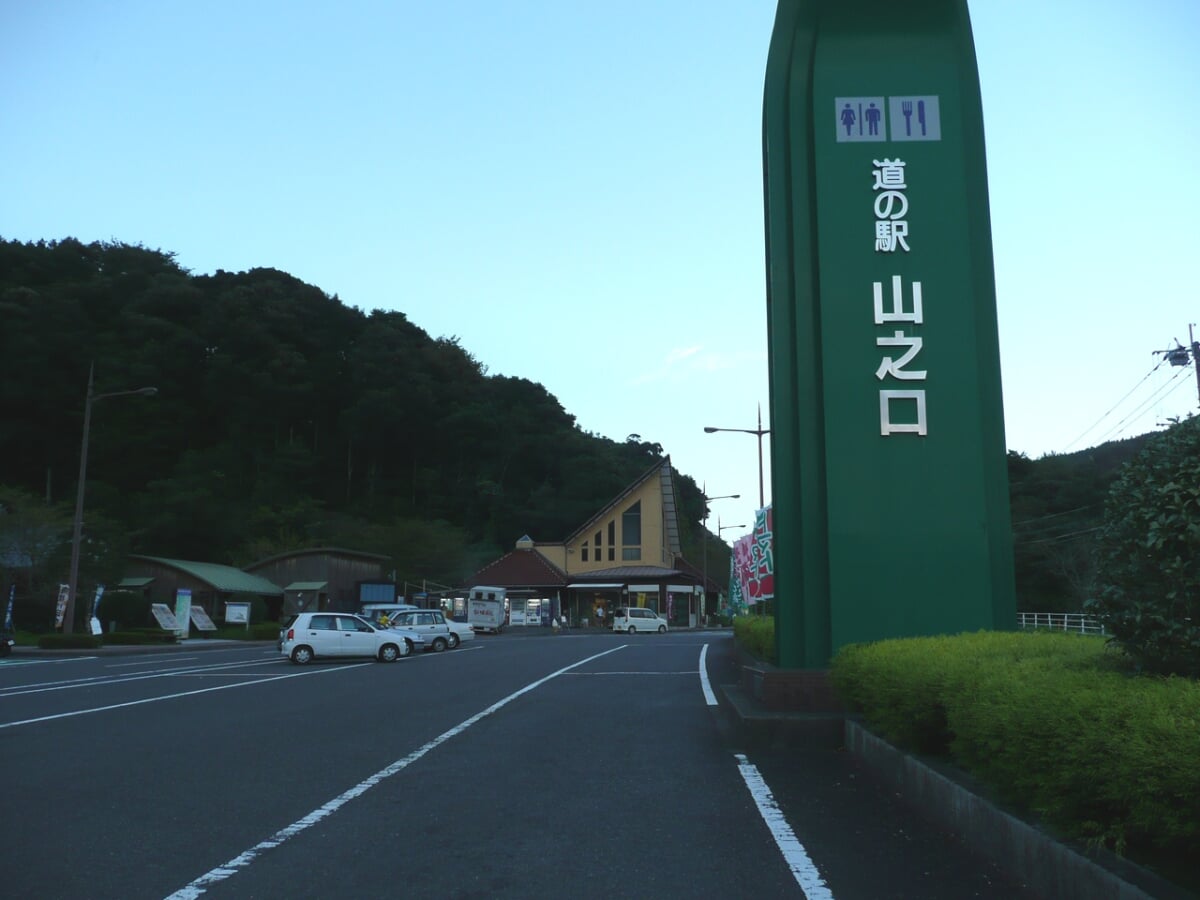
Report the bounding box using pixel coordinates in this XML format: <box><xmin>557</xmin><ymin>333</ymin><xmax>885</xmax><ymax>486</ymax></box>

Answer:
<box><xmin>108</xmin><ymin>657</ymin><xmax>203</xmax><ymax>667</ymax></box>
<box><xmin>0</xmin><ymin>659</ymin><xmax>283</xmax><ymax>697</ymax></box>
<box><xmin>165</xmin><ymin>644</ymin><xmax>627</xmax><ymax>900</ymax></box>
<box><xmin>699</xmin><ymin>643</ymin><xmax>717</xmax><ymax>706</ymax></box>
<box><xmin>735</xmin><ymin>753</ymin><xmax>834</xmax><ymax>900</ymax></box>
<box><xmin>0</xmin><ymin>664</ymin><xmax>369</xmax><ymax>729</ymax></box>
<box><xmin>562</xmin><ymin>671</ymin><xmax>695</xmax><ymax>676</ymax></box>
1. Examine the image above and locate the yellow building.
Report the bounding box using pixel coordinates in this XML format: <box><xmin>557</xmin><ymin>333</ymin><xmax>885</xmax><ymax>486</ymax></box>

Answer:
<box><xmin>465</xmin><ymin>457</ymin><xmax>709</xmax><ymax>629</ymax></box>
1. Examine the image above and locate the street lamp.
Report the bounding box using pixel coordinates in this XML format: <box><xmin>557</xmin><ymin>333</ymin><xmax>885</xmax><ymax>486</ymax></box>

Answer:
<box><xmin>62</xmin><ymin>364</ymin><xmax>157</xmax><ymax>633</ymax></box>
<box><xmin>704</xmin><ymin>403</ymin><xmax>771</xmax><ymax>510</ymax></box>
<box><xmin>718</xmin><ymin>517</ymin><xmax>746</xmax><ymax>541</ymax></box>
<box><xmin>700</xmin><ymin>486</ymin><xmax>739</xmax><ymax>625</ymax></box>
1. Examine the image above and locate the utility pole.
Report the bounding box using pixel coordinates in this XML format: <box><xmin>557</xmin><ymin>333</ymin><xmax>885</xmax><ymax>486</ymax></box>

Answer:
<box><xmin>1155</xmin><ymin>327</ymin><xmax>1200</xmax><ymax>407</ymax></box>
<box><xmin>1190</xmin><ymin>323</ymin><xmax>1200</xmax><ymax>408</ymax></box>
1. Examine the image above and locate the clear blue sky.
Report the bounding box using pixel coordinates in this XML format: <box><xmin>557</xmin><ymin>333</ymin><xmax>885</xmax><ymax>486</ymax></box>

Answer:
<box><xmin>3</xmin><ymin>0</ymin><xmax>1198</xmax><ymax>540</ymax></box>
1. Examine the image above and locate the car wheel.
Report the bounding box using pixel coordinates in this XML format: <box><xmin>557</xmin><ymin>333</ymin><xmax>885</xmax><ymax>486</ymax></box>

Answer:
<box><xmin>447</xmin><ymin>633</ymin><xmax>460</xmax><ymax>649</ymax></box>
<box><xmin>291</xmin><ymin>645</ymin><xmax>314</xmax><ymax>665</ymax></box>
<box><xmin>379</xmin><ymin>643</ymin><xmax>400</xmax><ymax>663</ymax></box>
<box><xmin>431</xmin><ymin>637</ymin><xmax>448</xmax><ymax>653</ymax></box>
<box><xmin>628</xmin><ymin>625</ymin><xmax>637</xmax><ymax>634</ymax></box>
<box><xmin>658</xmin><ymin>624</ymin><xmax>666</xmax><ymax>633</ymax></box>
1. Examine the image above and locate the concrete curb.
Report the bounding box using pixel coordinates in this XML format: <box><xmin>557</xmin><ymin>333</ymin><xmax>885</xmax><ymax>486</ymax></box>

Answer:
<box><xmin>845</xmin><ymin>720</ymin><xmax>1192</xmax><ymax>900</ymax></box>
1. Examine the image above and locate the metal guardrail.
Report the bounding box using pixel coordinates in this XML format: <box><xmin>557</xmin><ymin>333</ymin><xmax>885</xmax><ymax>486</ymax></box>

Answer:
<box><xmin>1017</xmin><ymin>612</ymin><xmax>1105</xmax><ymax>636</ymax></box>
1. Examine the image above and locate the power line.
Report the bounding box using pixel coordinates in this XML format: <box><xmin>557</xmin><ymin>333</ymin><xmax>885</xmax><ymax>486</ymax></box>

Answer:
<box><xmin>1011</xmin><ymin>505</ymin><xmax>1098</xmax><ymax>528</ymax></box>
<box><xmin>1091</xmin><ymin>365</ymin><xmax>1193</xmax><ymax>446</ymax></box>
<box><xmin>1015</xmin><ymin>525</ymin><xmax>1105</xmax><ymax>546</ymax></box>
<box><xmin>1063</xmin><ymin>357</ymin><xmax>1166</xmax><ymax>451</ymax></box>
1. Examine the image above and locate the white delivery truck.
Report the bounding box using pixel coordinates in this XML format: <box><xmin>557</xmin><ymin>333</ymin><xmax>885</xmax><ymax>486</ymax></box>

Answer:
<box><xmin>467</xmin><ymin>586</ymin><xmax>507</xmax><ymax>633</ymax></box>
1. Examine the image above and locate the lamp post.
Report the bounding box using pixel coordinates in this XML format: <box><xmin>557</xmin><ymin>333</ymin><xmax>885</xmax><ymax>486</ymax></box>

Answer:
<box><xmin>704</xmin><ymin>403</ymin><xmax>771</xmax><ymax>510</ymax></box>
<box><xmin>62</xmin><ymin>364</ymin><xmax>157</xmax><ymax>633</ymax></box>
<box><xmin>700</xmin><ymin>486</ymin><xmax>739</xmax><ymax>625</ymax></box>
<box><xmin>718</xmin><ymin>518</ymin><xmax>746</xmax><ymax>541</ymax></box>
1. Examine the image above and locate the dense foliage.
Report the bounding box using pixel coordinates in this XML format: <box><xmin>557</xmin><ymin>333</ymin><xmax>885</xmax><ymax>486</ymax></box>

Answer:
<box><xmin>831</xmin><ymin>632</ymin><xmax>1200</xmax><ymax>862</ymax></box>
<box><xmin>1007</xmin><ymin>439</ymin><xmax>1147</xmax><ymax>612</ymax></box>
<box><xmin>1088</xmin><ymin>417</ymin><xmax>1200</xmax><ymax>676</ymax></box>
<box><xmin>0</xmin><ymin>238</ymin><xmax>722</xmax><ymax>617</ymax></box>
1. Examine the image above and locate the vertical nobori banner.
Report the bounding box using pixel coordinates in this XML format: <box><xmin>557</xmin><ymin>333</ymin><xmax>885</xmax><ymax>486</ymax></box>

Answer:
<box><xmin>764</xmin><ymin>0</ymin><xmax>1015</xmax><ymax>669</ymax></box>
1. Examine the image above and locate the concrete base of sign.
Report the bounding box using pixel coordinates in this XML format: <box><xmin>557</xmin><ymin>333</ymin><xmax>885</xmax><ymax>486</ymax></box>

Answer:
<box><xmin>736</xmin><ymin>647</ymin><xmax>845</xmax><ymax>713</ymax></box>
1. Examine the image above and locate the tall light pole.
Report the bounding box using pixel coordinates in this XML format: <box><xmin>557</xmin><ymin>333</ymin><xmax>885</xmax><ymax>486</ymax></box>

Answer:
<box><xmin>718</xmin><ymin>518</ymin><xmax>746</xmax><ymax>541</ymax></box>
<box><xmin>700</xmin><ymin>486</ymin><xmax>738</xmax><ymax>625</ymax></box>
<box><xmin>704</xmin><ymin>403</ymin><xmax>771</xmax><ymax>510</ymax></box>
<box><xmin>63</xmin><ymin>364</ymin><xmax>157</xmax><ymax>633</ymax></box>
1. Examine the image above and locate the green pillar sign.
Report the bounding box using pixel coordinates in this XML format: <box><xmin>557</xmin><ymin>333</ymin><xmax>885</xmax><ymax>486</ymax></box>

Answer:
<box><xmin>764</xmin><ymin>0</ymin><xmax>1016</xmax><ymax>670</ymax></box>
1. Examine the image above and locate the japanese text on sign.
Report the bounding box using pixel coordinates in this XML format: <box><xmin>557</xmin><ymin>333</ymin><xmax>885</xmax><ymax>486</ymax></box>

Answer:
<box><xmin>871</xmin><ymin>160</ymin><xmax>926</xmax><ymax>435</ymax></box>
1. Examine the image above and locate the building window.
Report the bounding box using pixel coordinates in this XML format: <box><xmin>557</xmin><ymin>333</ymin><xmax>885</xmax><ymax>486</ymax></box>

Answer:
<box><xmin>582</xmin><ymin>542</ymin><xmax>589</xmax><ymax>562</ymax></box>
<box><xmin>609</xmin><ymin>547</ymin><xmax>615</xmax><ymax>561</ymax></box>
<box><xmin>622</xmin><ymin>547</ymin><xmax>641</xmax><ymax>561</ymax></box>
<box><xmin>595</xmin><ymin>530</ymin><xmax>602</xmax><ymax>549</ymax></box>
<box><xmin>608</xmin><ymin>521</ymin><xmax>615</xmax><ymax>546</ymax></box>
<box><xmin>622</xmin><ymin>501</ymin><xmax>641</xmax><ymax>547</ymax></box>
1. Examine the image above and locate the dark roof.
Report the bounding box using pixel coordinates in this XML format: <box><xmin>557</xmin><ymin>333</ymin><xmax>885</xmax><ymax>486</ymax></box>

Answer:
<box><xmin>246</xmin><ymin>546</ymin><xmax>389</xmax><ymax>569</ymax></box>
<box><xmin>128</xmin><ymin>556</ymin><xmax>284</xmax><ymax>595</ymax></box>
<box><xmin>673</xmin><ymin>556</ymin><xmax>719</xmax><ymax>591</ymax></box>
<box><xmin>468</xmin><ymin>549</ymin><xmax>568</xmax><ymax>589</ymax></box>
<box><xmin>569</xmin><ymin>565</ymin><xmax>688</xmax><ymax>582</ymax></box>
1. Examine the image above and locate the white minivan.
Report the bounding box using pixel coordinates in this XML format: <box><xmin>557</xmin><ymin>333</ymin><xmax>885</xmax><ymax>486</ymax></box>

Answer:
<box><xmin>612</xmin><ymin>607</ymin><xmax>668</xmax><ymax>634</ymax></box>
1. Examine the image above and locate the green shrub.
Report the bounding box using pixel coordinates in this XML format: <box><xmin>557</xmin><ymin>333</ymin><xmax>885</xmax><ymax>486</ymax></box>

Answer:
<box><xmin>832</xmin><ymin>630</ymin><xmax>1200</xmax><ymax>859</ymax></box>
<box><xmin>102</xmin><ymin>631</ymin><xmax>177</xmax><ymax>645</ymax></box>
<box><xmin>37</xmin><ymin>633</ymin><xmax>103</xmax><ymax>650</ymax></box>
<box><xmin>96</xmin><ymin>590</ymin><xmax>151</xmax><ymax>630</ymax></box>
<box><xmin>733</xmin><ymin>614</ymin><xmax>775</xmax><ymax>664</ymax></box>
<box><xmin>1089</xmin><ymin>416</ymin><xmax>1200</xmax><ymax>677</ymax></box>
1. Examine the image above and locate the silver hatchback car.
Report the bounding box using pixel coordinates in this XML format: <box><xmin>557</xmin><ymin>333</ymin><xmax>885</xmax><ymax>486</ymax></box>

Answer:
<box><xmin>281</xmin><ymin>612</ymin><xmax>424</xmax><ymax>664</ymax></box>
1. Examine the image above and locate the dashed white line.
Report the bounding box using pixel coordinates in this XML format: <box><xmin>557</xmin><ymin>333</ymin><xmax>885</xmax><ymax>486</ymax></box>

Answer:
<box><xmin>735</xmin><ymin>753</ymin><xmax>834</xmax><ymax>900</ymax></box>
<box><xmin>699</xmin><ymin>643</ymin><xmax>717</xmax><ymax>705</ymax></box>
<box><xmin>164</xmin><ymin>644</ymin><xmax>627</xmax><ymax>899</ymax></box>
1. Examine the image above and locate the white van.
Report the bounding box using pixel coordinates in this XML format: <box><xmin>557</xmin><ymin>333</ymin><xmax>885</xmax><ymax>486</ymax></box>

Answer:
<box><xmin>612</xmin><ymin>607</ymin><xmax>668</xmax><ymax>634</ymax></box>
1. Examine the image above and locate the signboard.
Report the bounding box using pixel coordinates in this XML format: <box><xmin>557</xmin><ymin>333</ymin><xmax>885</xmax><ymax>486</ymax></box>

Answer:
<box><xmin>189</xmin><ymin>606</ymin><xmax>218</xmax><ymax>632</ymax></box>
<box><xmin>174</xmin><ymin>589</ymin><xmax>192</xmax><ymax>639</ymax></box>
<box><xmin>89</xmin><ymin>617</ymin><xmax>103</xmax><ymax>636</ymax></box>
<box><xmin>150</xmin><ymin>603</ymin><xmax>179</xmax><ymax>631</ymax></box>
<box><xmin>54</xmin><ymin>584</ymin><xmax>69</xmax><ymax>629</ymax></box>
<box><xmin>225</xmin><ymin>601</ymin><xmax>251</xmax><ymax>625</ymax></box>
<box><xmin>764</xmin><ymin>0</ymin><xmax>1016</xmax><ymax>668</ymax></box>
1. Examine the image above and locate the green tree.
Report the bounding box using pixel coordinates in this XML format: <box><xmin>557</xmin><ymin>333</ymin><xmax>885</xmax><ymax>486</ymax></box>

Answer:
<box><xmin>1088</xmin><ymin>417</ymin><xmax>1200</xmax><ymax>676</ymax></box>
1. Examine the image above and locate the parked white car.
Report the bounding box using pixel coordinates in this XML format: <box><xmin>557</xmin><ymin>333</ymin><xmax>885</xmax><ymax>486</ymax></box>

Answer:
<box><xmin>443</xmin><ymin>617</ymin><xmax>474</xmax><ymax>648</ymax></box>
<box><xmin>386</xmin><ymin>608</ymin><xmax>467</xmax><ymax>652</ymax></box>
<box><xmin>612</xmin><ymin>607</ymin><xmax>668</xmax><ymax>634</ymax></box>
<box><xmin>281</xmin><ymin>612</ymin><xmax>424</xmax><ymax>664</ymax></box>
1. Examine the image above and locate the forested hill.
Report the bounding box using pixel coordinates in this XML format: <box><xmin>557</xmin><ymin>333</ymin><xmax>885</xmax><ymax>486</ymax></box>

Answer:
<box><xmin>0</xmin><ymin>238</ymin><xmax>707</xmax><ymax>587</ymax></box>
<box><xmin>0</xmin><ymin>237</ymin><xmax>1166</xmax><ymax>609</ymax></box>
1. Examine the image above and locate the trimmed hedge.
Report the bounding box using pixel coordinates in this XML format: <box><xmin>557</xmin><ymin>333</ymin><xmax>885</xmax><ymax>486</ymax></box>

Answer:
<box><xmin>733</xmin><ymin>614</ymin><xmax>775</xmax><ymax>664</ymax></box>
<box><xmin>831</xmin><ymin>631</ymin><xmax>1200</xmax><ymax>859</ymax></box>
<box><xmin>37</xmin><ymin>633</ymin><xmax>103</xmax><ymax>650</ymax></box>
<box><xmin>103</xmin><ymin>631</ymin><xmax>178</xmax><ymax>645</ymax></box>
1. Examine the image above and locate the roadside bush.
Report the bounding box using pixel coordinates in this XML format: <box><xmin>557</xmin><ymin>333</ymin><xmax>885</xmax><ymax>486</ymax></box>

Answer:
<box><xmin>832</xmin><ymin>630</ymin><xmax>1200</xmax><ymax>859</ymax></box>
<box><xmin>38</xmin><ymin>633</ymin><xmax>102</xmax><ymax>650</ymax></box>
<box><xmin>733</xmin><ymin>614</ymin><xmax>775</xmax><ymax>664</ymax></box>
<box><xmin>1089</xmin><ymin>416</ymin><xmax>1200</xmax><ymax>676</ymax></box>
<box><xmin>102</xmin><ymin>631</ymin><xmax>177</xmax><ymax>645</ymax></box>
<box><xmin>96</xmin><ymin>590</ymin><xmax>150</xmax><ymax>630</ymax></box>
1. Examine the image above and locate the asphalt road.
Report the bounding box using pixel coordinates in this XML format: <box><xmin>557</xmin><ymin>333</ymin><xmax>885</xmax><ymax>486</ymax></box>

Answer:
<box><xmin>0</xmin><ymin>632</ymin><xmax>1042</xmax><ymax>899</ymax></box>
